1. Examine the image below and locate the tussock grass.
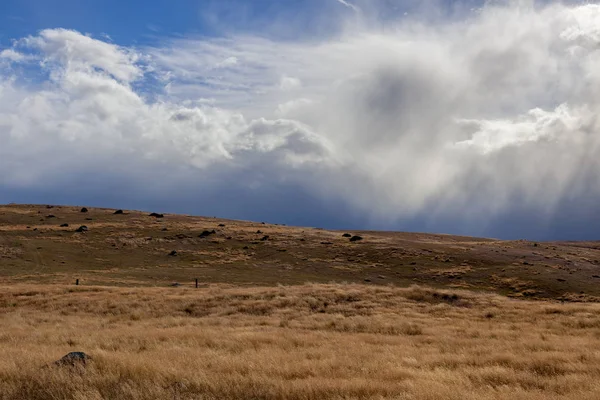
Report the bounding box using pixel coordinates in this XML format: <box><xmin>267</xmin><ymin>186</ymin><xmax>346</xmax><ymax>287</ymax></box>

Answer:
<box><xmin>1</xmin><ymin>284</ymin><xmax>600</xmax><ymax>399</ymax></box>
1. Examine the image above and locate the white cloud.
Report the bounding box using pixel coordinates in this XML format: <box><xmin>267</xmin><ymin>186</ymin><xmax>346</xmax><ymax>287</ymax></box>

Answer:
<box><xmin>2</xmin><ymin>2</ymin><xmax>600</xmax><ymax>236</ymax></box>
<box><xmin>216</xmin><ymin>56</ymin><xmax>238</xmax><ymax>69</ymax></box>
<box><xmin>335</xmin><ymin>0</ymin><xmax>360</xmax><ymax>12</ymax></box>
<box><xmin>0</xmin><ymin>49</ymin><xmax>29</xmax><ymax>63</ymax></box>
<box><xmin>279</xmin><ymin>75</ymin><xmax>301</xmax><ymax>90</ymax></box>
<box><xmin>22</xmin><ymin>28</ymin><xmax>142</xmax><ymax>83</ymax></box>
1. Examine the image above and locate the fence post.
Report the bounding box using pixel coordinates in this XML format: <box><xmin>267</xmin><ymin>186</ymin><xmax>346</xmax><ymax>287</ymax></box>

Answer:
<box><xmin>195</xmin><ymin>278</ymin><xmax>198</xmax><ymax>289</ymax></box>
<box><xmin>75</xmin><ymin>279</ymin><xmax>79</xmax><ymax>286</ymax></box>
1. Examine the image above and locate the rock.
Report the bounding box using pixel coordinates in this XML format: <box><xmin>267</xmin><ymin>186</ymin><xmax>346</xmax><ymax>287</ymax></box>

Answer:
<box><xmin>113</xmin><ymin>210</ymin><xmax>124</xmax><ymax>215</ymax></box>
<box><xmin>349</xmin><ymin>236</ymin><xmax>363</xmax><ymax>242</ymax></box>
<box><xmin>170</xmin><ymin>282</ymin><xmax>181</xmax><ymax>287</ymax></box>
<box><xmin>199</xmin><ymin>230</ymin><xmax>216</xmax><ymax>238</ymax></box>
<box><xmin>85</xmin><ymin>218</ymin><xmax>93</xmax><ymax>221</ymax></box>
<box><xmin>162</xmin><ymin>228</ymin><xmax>168</xmax><ymax>231</ymax></box>
<box><xmin>299</xmin><ymin>238</ymin><xmax>305</xmax><ymax>242</ymax></box>
<box><xmin>80</xmin><ymin>208</ymin><xmax>88</xmax><ymax>213</ymax></box>
<box><xmin>342</xmin><ymin>233</ymin><xmax>352</xmax><ymax>238</ymax></box>
<box><xmin>75</xmin><ymin>226</ymin><xmax>88</xmax><ymax>233</ymax></box>
<box><xmin>364</xmin><ymin>278</ymin><xmax>371</xmax><ymax>283</ymax></box>
<box><xmin>60</xmin><ymin>223</ymin><xmax>69</xmax><ymax>227</ymax></box>
<box><xmin>218</xmin><ymin>224</ymin><xmax>225</xmax><ymax>227</ymax></box>
<box><xmin>243</xmin><ymin>246</ymin><xmax>249</xmax><ymax>250</ymax></box>
<box><xmin>46</xmin><ymin>215</ymin><xmax>56</xmax><ymax>219</ymax></box>
<box><xmin>256</xmin><ymin>230</ymin><xmax>262</xmax><ymax>234</ymax></box>
<box><xmin>261</xmin><ymin>235</ymin><xmax>270</xmax><ymax>241</ymax></box>
<box><xmin>149</xmin><ymin>212</ymin><xmax>164</xmax><ymax>218</ymax></box>
<box><xmin>55</xmin><ymin>352</ymin><xmax>91</xmax><ymax>367</ymax></box>
<box><xmin>168</xmin><ymin>250</ymin><xmax>177</xmax><ymax>256</ymax></box>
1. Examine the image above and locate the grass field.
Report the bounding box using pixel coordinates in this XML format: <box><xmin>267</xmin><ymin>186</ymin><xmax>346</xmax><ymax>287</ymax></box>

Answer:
<box><xmin>2</xmin><ymin>283</ymin><xmax>600</xmax><ymax>399</ymax></box>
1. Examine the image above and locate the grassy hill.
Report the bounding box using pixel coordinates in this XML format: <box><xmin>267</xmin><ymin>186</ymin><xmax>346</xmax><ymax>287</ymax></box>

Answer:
<box><xmin>1</xmin><ymin>204</ymin><xmax>600</xmax><ymax>300</ymax></box>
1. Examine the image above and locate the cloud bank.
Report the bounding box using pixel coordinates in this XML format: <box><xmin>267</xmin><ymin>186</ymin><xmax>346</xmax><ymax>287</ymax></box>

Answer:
<box><xmin>2</xmin><ymin>2</ymin><xmax>600</xmax><ymax>239</ymax></box>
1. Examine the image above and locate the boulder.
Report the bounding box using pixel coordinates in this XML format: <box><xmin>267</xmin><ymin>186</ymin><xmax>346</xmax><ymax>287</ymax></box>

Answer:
<box><xmin>113</xmin><ymin>210</ymin><xmax>124</xmax><ymax>215</ymax></box>
<box><xmin>349</xmin><ymin>236</ymin><xmax>363</xmax><ymax>242</ymax></box>
<box><xmin>80</xmin><ymin>208</ymin><xmax>88</xmax><ymax>213</ymax></box>
<box><xmin>342</xmin><ymin>233</ymin><xmax>352</xmax><ymax>238</ymax></box>
<box><xmin>199</xmin><ymin>230</ymin><xmax>216</xmax><ymax>238</ymax></box>
<box><xmin>149</xmin><ymin>212</ymin><xmax>164</xmax><ymax>218</ymax></box>
<box><xmin>55</xmin><ymin>352</ymin><xmax>91</xmax><ymax>367</ymax></box>
<box><xmin>75</xmin><ymin>225</ymin><xmax>88</xmax><ymax>233</ymax></box>
<box><xmin>60</xmin><ymin>223</ymin><xmax>69</xmax><ymax>227</ymax></box>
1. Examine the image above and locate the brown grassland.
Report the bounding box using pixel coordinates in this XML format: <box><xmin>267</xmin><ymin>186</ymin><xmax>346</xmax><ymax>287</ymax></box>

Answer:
<box><xmin>2</xmin><ymin>284</ymin><xmax>600</xmax><ymax>399</ymax></box>
<box><xmin>1</xmin><ymin>204</ymin><xmax>600</xmax><ymax>399</ymax></box>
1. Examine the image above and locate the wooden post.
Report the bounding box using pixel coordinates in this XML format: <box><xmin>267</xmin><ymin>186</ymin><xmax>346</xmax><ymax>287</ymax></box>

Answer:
<box><xmin>75</xmin><ymin>279</ymin><xmax>79</xmax><ymax>286</ymax></box>
<box><xmin>195</xmin><ymin>278</ymin><xmax>198</xmax><ymax>289</ymax></box>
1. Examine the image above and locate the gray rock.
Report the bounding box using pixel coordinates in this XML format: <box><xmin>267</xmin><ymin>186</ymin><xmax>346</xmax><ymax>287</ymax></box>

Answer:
<box><xmin>55</xmin><ymin>352</ymin><xmax>91</xmax><ymax>367</ymax></box>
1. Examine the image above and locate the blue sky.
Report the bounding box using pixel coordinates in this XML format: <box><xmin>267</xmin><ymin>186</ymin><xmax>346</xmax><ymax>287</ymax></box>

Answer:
<box><xmin>0</xmin><ymin>0</ymin><xmax>354</xmax><ymax>46</ymax></box>
<box><xmin>1</xmin><ymin>1</ymin><xmax>600</xmax><ymax>240</ymax></box>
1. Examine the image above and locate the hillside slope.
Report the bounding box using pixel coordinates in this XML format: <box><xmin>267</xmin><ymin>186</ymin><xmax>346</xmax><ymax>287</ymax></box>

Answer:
<box><xmin>1</xmin><ymin>204</ymin><xmax>599</xmax><ymax>300</ymax></box>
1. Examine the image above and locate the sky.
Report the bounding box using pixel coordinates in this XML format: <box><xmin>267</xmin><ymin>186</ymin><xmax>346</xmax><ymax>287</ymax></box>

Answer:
<box><xmin>1</xmin><ymin>0</ymin><xmax>600</xmax><ymax>240</ymax></box>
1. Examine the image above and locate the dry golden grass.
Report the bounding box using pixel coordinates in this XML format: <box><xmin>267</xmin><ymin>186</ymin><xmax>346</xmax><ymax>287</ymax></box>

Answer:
<box><xmin>2</xmin><ymin>283</ymin><xmax>600</xmax><ymax>399</ymax></box>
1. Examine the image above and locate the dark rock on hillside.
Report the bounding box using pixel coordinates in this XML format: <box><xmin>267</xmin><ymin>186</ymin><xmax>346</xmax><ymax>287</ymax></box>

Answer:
<box><xmin>218</xmin><ymin>224</ymin><xmax>225</xmax><ymax>227</ymax></box>
<box><xmin>350</xmin><ymin>236</ymin><xmax>363</xmax><ymax>242</ymax></box>
<box><xmin>80</xmin><ymin>208</ymin><xmax>88</xmax><ymax>213</ymax></box>
<box><xmin>169</xmin><ymin>250</ymin><xmax>177</xmax><ymax>256</ymax></box>
<box><xmin>261</xmin><ymin>235</ymin><xmax>270</xmax><ymax>241</ymax></box>
<box><xmin>149</xmin><ymin>213</ymin><xmax>164</xmax><ymax>218</ymax></box>
<box><xmin>75</xmin><ymin>226</ymin><xmax>88</xmax><ymax>233</ymax></box>
<box><xmin>60</xmin><ymin>223</ymin><xmax>69</xmax><ymax>227</ymax></box>
<box><xmin>46</xmin><ymin>215</ymin><xmax>56</xmax><ymax>219</ymax></box>
<box><xmin>199</xmin><ymin>230</ymin><xmax>216</xmax><ymax>238</ymax></box>
<box><xmin>113</xmin><ymin>210</ymin><xmax>124</xmax><ymax>215</ymax></box>
<box><xmin>342</xmin><ymin>233</ymin><xmax>352</xmax><ymax>238</ymax></box>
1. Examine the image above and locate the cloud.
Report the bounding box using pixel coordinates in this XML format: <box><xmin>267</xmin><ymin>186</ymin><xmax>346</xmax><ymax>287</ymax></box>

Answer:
<box><xmin>0</xmin><ymin>49</ymin><xmax>29</xmax><ymax>63</ymax></box>
<box><xmin>335</xmin><ymin>0</ymin><xmax>360</xmax><ymax>12</ymax></box>
<box><xmin>2</xmin><ymin>3</ymin><xmax>600</xmax><ymax>239</ymax></box>
<box><xmin>22</xmin><ymin>28</ymin><xmax>142</xmax><ymax>83</ymax></box>
<box><xmin>279</xmin><ymin>76</ymin><xmax>302</xmax><ymax>91</ymax></box>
